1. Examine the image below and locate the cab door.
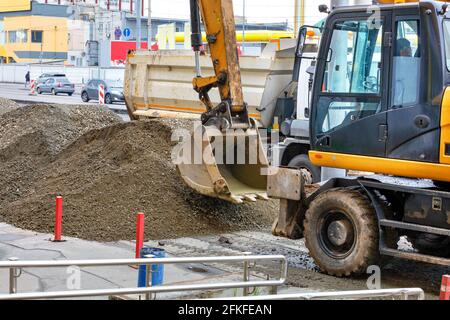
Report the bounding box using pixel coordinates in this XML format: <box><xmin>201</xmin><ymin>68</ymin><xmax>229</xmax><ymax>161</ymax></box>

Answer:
<box><xmin>310</xmin><ymin>11</ymin><xmax>392</xmax><ymax>157</ymax></box>
<box><xmin>386</xmin><ymin>9</ymin><xmax>442</xmax><ymax>163</ymax></box>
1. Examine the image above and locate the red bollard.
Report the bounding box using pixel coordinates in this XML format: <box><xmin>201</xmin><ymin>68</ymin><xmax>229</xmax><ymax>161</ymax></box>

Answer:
<box><xmin>440</xmin><ymin>275</ymin><xmax>450</xmax><ymax>300</ymax></box>
<box><xmin>135</xmin><ymin>212</ymin><xmax>145</xmax><ymax>258</ymax></box>
<box><xmin>53</xmin><ymin>196</ymin><xmax>63</xmax><ymax>242</ymax></box>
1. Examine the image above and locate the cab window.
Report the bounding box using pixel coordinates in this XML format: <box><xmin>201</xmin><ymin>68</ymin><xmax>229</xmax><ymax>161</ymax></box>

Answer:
<box><xmin>317</xmin><ymin>19</ymin><xmax>383</xmax><ymax>134</ymax></box>
<box><xmin>391</xmin><ymin>19</ymin><xmax>420</xmax><ymax>108</ymax></box>
<box><xmin>322</xmin><ymin>20</ymin><xmax>383</xmax><ymax>94</ymax></box>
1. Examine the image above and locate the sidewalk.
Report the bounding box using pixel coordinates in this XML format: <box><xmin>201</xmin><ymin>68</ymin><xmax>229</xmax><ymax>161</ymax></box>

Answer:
<box><xmin>0</xmin><ymin>223</ymin><xmax>298</xmax><ymax>300</ymax></box>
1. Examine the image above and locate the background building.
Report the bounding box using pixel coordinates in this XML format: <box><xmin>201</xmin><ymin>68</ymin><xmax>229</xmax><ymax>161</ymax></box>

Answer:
<box><xmin>1</xmin><ymin>0</ymin><xmax>317</xmax><ymax>66</ymax></box>
<box><xmin>0</xmin><ymin>1</ymin><xmax>70</xmax><ymax>64</ymax></box>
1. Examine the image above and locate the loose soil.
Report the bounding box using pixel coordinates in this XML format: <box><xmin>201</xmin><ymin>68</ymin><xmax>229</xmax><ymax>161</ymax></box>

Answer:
<box><xmin>0</xmin><ymin>103</ymin><xmax>277</xmax><ymax>241</ymax></box>
<box><xmin>0</xmin><ymin>98</ymin><xmax>19</xmax><ymax>116</ymax></box>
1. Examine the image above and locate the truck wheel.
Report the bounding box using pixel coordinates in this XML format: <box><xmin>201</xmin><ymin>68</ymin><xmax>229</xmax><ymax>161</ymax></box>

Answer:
<box><xmin>105</xmin><ymin>93</ymin><xmax>112</xmax><ymax>104</ymax></box>
<box><xmin>304</xmin><ymin>188</ymin><xmax>379</xmax><ymax>277</ymax></box>
<box><xmin>288</xmin><ymin>154</ymin><xmax>321</xmax><ymax>184</ymax></box>
<box><xmin>81</xmin><ymin>91</ymin><xmax>89</xmax><ymax>102</ymax></box>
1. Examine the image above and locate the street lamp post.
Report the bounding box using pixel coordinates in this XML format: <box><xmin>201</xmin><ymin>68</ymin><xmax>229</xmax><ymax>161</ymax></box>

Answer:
<box><xmin>136</xmin><ymin>0</ymin><xmax>142</xmax><ymax>49</ymax></box>
<box><xmin>242</xmin><ymin>0</ymin><xmax>245</xmax><ymax>55</ymax></box>
<box><xmin>148</xmin><ymin>0</ymin><xmax>152</xmax><ymax>49</ymax></box>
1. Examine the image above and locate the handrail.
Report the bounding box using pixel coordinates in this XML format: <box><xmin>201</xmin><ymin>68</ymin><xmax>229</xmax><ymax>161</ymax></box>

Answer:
<box><xmin>0</xmin><ymin>255</ymin><xmax>287</xmax><ymax>300</ymax></box>
<box><xmin>0</xmin><ymin>255</ymin><xmax>285</xmax><ymax>268</ymax></box>
<box><xmin>210</xmin><ymin>288</ymin><xmax>426</xmax><ymax>300</ymax></box>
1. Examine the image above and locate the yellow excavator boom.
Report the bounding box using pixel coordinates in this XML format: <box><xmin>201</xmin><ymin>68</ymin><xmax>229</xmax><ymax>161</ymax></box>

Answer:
<box><xmin>175</xmin><ymin>0</ymin><xmax>270</xmax><ymax>204</ymax></box>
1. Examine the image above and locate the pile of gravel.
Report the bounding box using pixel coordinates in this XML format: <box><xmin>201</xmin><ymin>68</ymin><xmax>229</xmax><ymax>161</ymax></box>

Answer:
<box><xmin>0</xmin><ymin>104</ymin><xmax>122</xmax><ymax>205</ymax></box>
<box><xmin>0</xmin><ymin>104</ymin><xmax>121</xmax><ymax>155</ymax></box>
<box><xmin>0</xmin><ymin>98</ymin><xmax>20</xmax><ymax>116</ymax></box>
<box><xmin>0</xmin><ymin>107</ymin><xmax>277</xmax><ymax>241</ymax></box>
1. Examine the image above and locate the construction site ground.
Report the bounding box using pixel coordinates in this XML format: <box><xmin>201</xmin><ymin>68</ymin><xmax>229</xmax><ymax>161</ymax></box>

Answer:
<box><xmin>0</xmin><ymin>101</ymin><xmax>446</xmax><ymax>299</ymax></box>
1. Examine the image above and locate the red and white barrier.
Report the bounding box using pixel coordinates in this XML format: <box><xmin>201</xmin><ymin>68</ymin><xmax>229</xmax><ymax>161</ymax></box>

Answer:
<box><xmin>135</xmin><ymin>212</ymin><xmax>145</xmax><ymax>258</ymax></box>
<box><xmin>99</xmin><ymin>84</ymin><xmax>105</xmax><ymax>104</ymax></box>
<box><xmin>53</xmin><ymin>196</ymin><xmax>63</xmax><ymax>242</ymax></box>
<box><xmin>29</xmin><ymin>80</ymin><xmax>36</xmax><ymax>96</ymax></box>
<box><xmin>441</xmin><ymin>275</ymin><xmax>450</xmax><ymax>300</ymax></box>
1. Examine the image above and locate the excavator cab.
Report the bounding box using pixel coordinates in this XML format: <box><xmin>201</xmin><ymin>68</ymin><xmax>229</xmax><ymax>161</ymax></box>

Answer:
<box><xmin>309</xmin><ymin>1</ymin><xmax>450</xmax><ymax>182</ymax></box>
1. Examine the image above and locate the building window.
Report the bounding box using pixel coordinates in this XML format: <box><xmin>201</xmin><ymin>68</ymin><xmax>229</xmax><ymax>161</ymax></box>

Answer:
<box><xmin>17</xmin><ymin>30</ymin><xmax>28</xmax><ymax>43</ymax></box>
<box><xmin>8</xmin><ymin>31</ymin><xmax>17</xmax><ymax>43</ymax></box>
<box><xmin>0</xmin><ymin>31</ymin><xmax>5</xmax><ymax>45</ymax></box>
<box><xmin>7</xmin><ymin>30</ymin><xmax>28</xmax><ymax>43</ymax></box>
<box><xmin>31</xmin><ymin>30</ymin><xmax>43</xmax><ymax>43</ymax></box>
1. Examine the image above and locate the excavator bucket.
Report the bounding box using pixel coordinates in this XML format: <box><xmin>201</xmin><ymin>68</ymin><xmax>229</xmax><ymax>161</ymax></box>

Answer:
<box><xmin>175</xmin><ymin>123</ymin><xmax>269</xmax><ymax>204</ymax></box>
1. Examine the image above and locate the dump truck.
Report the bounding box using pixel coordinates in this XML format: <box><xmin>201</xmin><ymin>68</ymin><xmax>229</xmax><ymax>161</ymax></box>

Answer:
<box><xmin>124</xmin><ymin>25</ymin><xmax>323</xmax><ymax>184</ymax></box>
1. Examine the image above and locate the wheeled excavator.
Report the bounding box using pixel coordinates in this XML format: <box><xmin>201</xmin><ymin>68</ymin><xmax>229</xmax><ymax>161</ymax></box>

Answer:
<box><xmin>177</xmin><ymin>0</ymin><xmax>450</xmax><ymax>276</ymax></box>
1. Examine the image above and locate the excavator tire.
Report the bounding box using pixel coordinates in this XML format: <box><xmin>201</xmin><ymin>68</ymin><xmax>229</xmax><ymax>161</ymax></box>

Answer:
<box><xmin>304</xmin><ymin>188</ymin><xmax>380</xmax><ymax>277</ymax></box>
<box><xmin>408</xmin><ymin>234</ymin><xmax>450</xmax><ymax>258</ymax></box>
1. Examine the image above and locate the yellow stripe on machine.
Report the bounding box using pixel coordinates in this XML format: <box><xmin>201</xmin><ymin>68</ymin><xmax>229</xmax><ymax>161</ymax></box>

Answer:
<box><xmin>309</xmin><ymin>151</ymin><xmax>450</xmax><ymax>183</ymax></box>
<box><xmin>440</xmin><ymin>87</ymin><xmax>450</xmax><ymax>165</ymax></box>
<box><xmin>376</xmin><ymin>0</ymin><xmax>450</xmax><ymax>4</ymax></box>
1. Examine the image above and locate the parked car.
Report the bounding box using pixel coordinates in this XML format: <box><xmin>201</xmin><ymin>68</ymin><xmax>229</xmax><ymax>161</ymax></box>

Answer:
<box><xmin>36</xmin><ymin>76</ymin><xmax>75</xmax><ymax>96</ymax></box>
<box><xmin>36</xmin><ymin>73</ymin><xmax>66</xmax><ymax>84</ymax></box>
<box><xmin>81</xmin><ymin>79</ymin><xmax>124</xmax><ymax>104</ymax></box>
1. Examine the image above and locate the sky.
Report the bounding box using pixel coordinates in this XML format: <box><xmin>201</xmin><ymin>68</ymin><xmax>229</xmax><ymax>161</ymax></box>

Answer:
<box><xmin>143</xmin><ymin>0</ymin><xmax>332</xmax><ymax>27</ymax></box>
<box><xmin>38</xmin><ymin>0</ymin><xmax>333</xmax><ymax>28</ymax></box>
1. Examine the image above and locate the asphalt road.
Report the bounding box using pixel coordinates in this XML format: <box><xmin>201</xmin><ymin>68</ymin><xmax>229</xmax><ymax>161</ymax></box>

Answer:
<box><xmin>0</xmin><ymin>82</ymin><xmax>129</xmax><ymax>120</ymax></box>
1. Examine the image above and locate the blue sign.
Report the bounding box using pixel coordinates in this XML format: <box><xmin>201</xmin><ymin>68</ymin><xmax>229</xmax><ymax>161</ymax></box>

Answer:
<box><xmin>123</xmin><ymin>27</ymin><xmax>131</xmax><ymax>39</ymax></box>
<box><xmin>114</xmin><ymin>27</ymin><xmax>122</xmax><ymax>40</ymax></box>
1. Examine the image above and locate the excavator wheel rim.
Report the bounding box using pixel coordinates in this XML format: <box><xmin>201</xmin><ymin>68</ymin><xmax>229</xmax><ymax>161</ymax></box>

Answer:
<box><xmin>317</xmin><ymin>210</ymin><xmax>357</xmax><ymax>259</ymax></box>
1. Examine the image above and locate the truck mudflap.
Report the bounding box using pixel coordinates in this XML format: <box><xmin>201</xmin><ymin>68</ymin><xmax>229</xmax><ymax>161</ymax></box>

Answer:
<box><xmin>175</xmin><ymin>123</ymin><xmax>270</xmax><ymax>204</ymax></box>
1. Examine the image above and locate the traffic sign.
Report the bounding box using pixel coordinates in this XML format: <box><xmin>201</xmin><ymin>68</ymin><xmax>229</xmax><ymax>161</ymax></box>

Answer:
<box><xmin>123</xmin><ymin>27</ymin><xmax>132</xmax><ymax>39</ymax></box>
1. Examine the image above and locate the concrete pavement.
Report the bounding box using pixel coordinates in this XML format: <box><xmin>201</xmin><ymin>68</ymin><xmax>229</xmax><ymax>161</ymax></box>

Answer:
<box><xmin>0</xmin><ymin>223</ymin><xmax>308</xmax><ymax>300</ymax></box>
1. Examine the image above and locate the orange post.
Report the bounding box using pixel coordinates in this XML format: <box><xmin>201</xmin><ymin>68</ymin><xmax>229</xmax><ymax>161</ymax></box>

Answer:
<box><xmin>441</xmin><ymin>275</ymin><xmax>450</xmax><ymax>300</ymax></box>
<box><xmin>135</xmin><ymin>213</ymin><xmax>145</xmax><ymax>258</ymax></box>
<box><xmin>53</xmin><ymin>196</ymin><xmax>63</xmax><ymax>242</ymax></box>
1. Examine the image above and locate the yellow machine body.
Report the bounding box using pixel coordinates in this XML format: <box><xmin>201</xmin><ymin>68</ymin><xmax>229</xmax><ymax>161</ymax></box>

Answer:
<box><xmin>310</xmin><ymin>59</ymin><xmax>450</xmax><ymax>182</ymax></box>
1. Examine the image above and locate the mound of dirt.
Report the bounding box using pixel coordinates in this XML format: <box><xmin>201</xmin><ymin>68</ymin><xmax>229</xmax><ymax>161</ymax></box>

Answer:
<box><xmin>0</xmin><ymin>104</ymin><xmax>121</xmax><ymax>156</ymax></box>
<box><xmin>0</xmin><ymin>98</ymin><xmax>19</xmax><ymax>116</ymax></box>
<box><xmin>0</xmin><ymin>104</ymin><xmax>122</xmax><ymax>205</ymax></box>
<box><xmin>0</xmin><ymin>108</ymin><xmax>277</xmax><ymax>241</ymax></box>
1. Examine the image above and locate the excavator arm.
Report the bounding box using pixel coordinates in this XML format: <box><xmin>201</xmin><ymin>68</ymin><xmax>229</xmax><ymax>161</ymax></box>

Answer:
<box><xmin>189</xmin><ymin>0</ymin><xmax>250</xmax><ymax>130</ymax></box>
<box><xmin>176</xmin><ymin>0</ymin><xmax>269</xmax><ymax>204</ymax></box>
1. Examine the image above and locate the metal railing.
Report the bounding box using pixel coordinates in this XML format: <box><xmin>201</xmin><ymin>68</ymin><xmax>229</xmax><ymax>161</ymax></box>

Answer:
<box><xmin>0</xmin><ymin>255</ymin><xmax>287</xmax><ymax>300</ymax></box>
<box><xmin>210</xmin><ymin>288</ymin><xmax>425</xmax><ymax>300</ymax></box>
